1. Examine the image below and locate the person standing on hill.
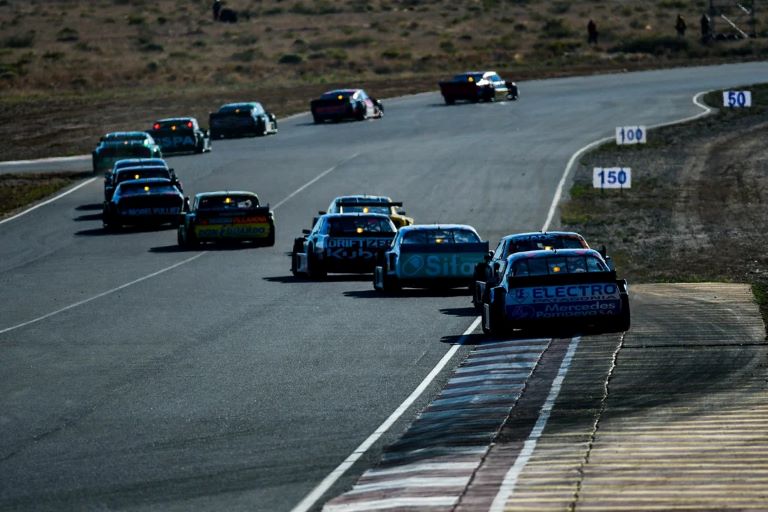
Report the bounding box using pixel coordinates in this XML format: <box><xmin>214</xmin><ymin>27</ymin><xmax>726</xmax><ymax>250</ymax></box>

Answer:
<box><xmin>675</xmin><ymin>14</ymin><xmax>687</xmax><ymax>37</ymax></box>
<box><xmin>700</xmin><ymin>13</ymin><xmax>711</xmax><ymax>43</ymax></box>
<box><xmin>212</xmin><ymin>0</ymin><xmax>222</xmax><ymax>21</ymax></box>
<box><xmin>587</xmin><ymin>19</ymin><xmax>598</xmax><ymax>45</ymax></box>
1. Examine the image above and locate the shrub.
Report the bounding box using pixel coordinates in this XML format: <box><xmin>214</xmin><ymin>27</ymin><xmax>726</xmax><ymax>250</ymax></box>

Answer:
<box><xmin>3</xmin><ymin>31</ymin><xmax>35</xmax><ymax>48</ymax></box>
<box><xmin>127</xmin><ymin>15</ymin><xmax>145</xmax><ymax>25</ymax></box>
<box><xmin>56</xmin><ymin>27</ymin><xmax>79</xmax><ymax>42</ymax></box>
<box><xmin>540</xmin><ymin>18</ymin><xmax>574</xmax><ymax>38</ymax></box>
<box><xmin>278</xmin><ymin>53</ymin><xmax>303</xmax><ymax>64</ymax></box>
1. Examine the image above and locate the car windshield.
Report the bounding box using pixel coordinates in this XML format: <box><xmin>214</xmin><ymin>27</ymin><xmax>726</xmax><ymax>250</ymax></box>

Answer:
<box><xmin>115</xmin><ymin>169</ymin><xmax>170</xmax><ymax>183</ymax></box>
<box><xmin>511</xmin><ymin>255</ymin><xmax>607</xmax><ymax>277</ymax></box>
<box><xmin>155</xmin><ymin>120</ymin><xmax>193</xmax><ymax>130</ymax></box>
<box><xmin>402</xmin><ymin>229</ymin><xmax>480</xmax><ymax>244</ymax></box>
<box><xmin>118</xmin><ymin>182</ymin><xmax>177</xmax><ymax>196</ymax></box>
<box><xmin>328</xmin><ymin>216</ymin><xmax>394</xmax><ymax>235</ymax></box>
<box><xmin>197</xmin><ymin>195</ymin><xmax>258</xmax><ymax>210</ymax></box>
<box><xmin>100</xmin><ymin>145</ymin><xmax>153</xmax><ymax>158</ymax></box>
<box><xmin>104</xmin><ymin>133</ymin><xmax>146</xmax><ymax>142</ymax></box>
<box><xmin>219</xmin><ymin>104</ymin><xmax>253</xmax><ymax>113</ymax></box>
<box><xmin>114</xmin><ymin>159</ymin><xmax>165</xmax><ymax>170</ymax></box>
<box><xmin>454</xmin><ymin>73</ymin><xmax>484</xmax><ymax>82</ymax></box>
<box><xmin>322</xmin><ymin>90</ymin><xmax>354</xmax><ymax>99</ymax></box>
<box><xmin>507</xmin><ymin>236</ymin><xmax>585</xmax><ymax>254</ymax></box>
<box><xmin>338</xmin><ymin>205</ymin><xmax>389</xmax><ymax>214</ymax></box>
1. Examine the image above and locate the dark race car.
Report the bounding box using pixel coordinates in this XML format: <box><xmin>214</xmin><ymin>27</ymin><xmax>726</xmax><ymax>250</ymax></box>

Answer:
<box><xmin>177</xmin><ymin>191</ymin><xmax>275</xmax><ymax>247</ymax></box>
<box><xmin>148</xmin><ymin>117</ymin><xmax>211</xmax><ymax>154</ymax></box>
<box><xmin>481</xmin><ymin>249</ymin><xmax>630</xmax><ymax>336</ymax></box>
<box><xmin>438</xmin><ymin>71</ymin><xmax>519</xmax><ymax>105</ymax></box>
<box><xmin>104</xmin><ymin>165</ymin><xmax>181</xmax><ymax>202</ymax></box>
<box><xmin>315</xmin><ymin>195</ymin><xmax>413</xmax><ymax>230</ymax></box>
<box><xmin>472</xmin><ymin>232</ymin><xmax>596</xmax><ymax>310</ymax></box>
<box><xmin>102</xmin><ymin>178</ymin><xmax>184</xmax><ymax>230</ymax></box>
<box><xmin>92</xmin><ymin>134</ymin><xmax>162</xmax><ymax>175</ymax></box>
<box><xmin>209</xmin><ymin>102</ymin><xmax>278</xmax><ymax>139</ymax></box>
<box><xmin>310</xmin><ymin>89</ymin><xmax>383</xmax><ymax>123</ymax></box>
<box><xmin>291</xmin><ymin>213</ymin><xmax>396</xmax><ymax>278</ymax></box>
<box><xmin>373</xmin><ymin>224</ymin><xmax>489</xmax><ymax>292</ymax></box>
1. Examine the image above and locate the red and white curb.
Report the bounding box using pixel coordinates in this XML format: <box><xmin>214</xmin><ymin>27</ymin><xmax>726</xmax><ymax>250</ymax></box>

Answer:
<box><xmin>323</xmin><ymin>338</ymin><xmax>551</xmax><ymax>511</ymax></box>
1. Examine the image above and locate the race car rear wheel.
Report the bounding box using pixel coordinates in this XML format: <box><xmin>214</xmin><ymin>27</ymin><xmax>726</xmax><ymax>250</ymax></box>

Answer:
<box><xmin>307</xmin><ymin>247</ymin><xmax>326</xmax><ymax>279</ymax></box>
<box><xmin>443</xmin><ymin>96</ymin><xmax>455</xmax><ymax>105</ymax></box>
<box><xmin>264</xmin><ymin>226</ymin><xmax>275</xmax><ymax>247</ymax></box>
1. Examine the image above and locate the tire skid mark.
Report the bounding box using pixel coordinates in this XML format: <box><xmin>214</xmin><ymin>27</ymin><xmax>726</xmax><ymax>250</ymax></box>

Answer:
<box><xmin>322</xmin><ymin>339</ymin><xmax>551</xmax><ymax>512</ymax></box>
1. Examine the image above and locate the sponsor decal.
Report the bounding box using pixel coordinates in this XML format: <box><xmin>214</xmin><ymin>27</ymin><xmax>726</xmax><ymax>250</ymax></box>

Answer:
<box><xmin>195</xmin><ymin>223</ymin><xmax>269</xmax><ymax>238</ymax></box>
<box><xmin>159</xmin><ymin>136</ymin><xmax>195</xmax><ymax>148</ymax></box>
<box><xmin>325</xmin><ymin>238</ymin><xmax>389</xmax><ymax>259</ymax></box>
<box><xmin>399</xmin><ymin>253</ymin><xmax>480</xmax><ymax>278</ymax></box>
<box><xmin>506</xmin><ymin>283</ymin><xmax>621</xmax><ymax>320</ymax></box>
<box><xmin>123</xmin><ymin>207</ymin><xmax>180</xmax><ymax>216</ymax></box>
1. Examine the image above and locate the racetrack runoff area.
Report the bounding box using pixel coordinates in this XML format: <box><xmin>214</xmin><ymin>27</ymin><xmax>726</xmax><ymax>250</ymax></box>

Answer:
<box><xmin>328</xmin><ymin>283</ymin><xmax>768</xmax><ymax>510</ymax></box>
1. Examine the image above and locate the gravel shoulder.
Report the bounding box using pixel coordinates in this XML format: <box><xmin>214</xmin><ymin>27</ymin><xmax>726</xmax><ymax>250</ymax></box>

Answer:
<box><xmin>561</xmin><ymin>84</ymin><xmax>768</xmax><ymax>325</ymax></box>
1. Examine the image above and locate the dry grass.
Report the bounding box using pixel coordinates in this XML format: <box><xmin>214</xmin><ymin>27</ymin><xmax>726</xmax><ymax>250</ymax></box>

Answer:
<box><xmin>0</xmin><ymin>172</ymin><xmax>85</xmax><ymax>217</ymax></box>
<box><xmin>0</xmin><ymin>0</ymin><xmax>766</xmax><ymax>160</ymax></box>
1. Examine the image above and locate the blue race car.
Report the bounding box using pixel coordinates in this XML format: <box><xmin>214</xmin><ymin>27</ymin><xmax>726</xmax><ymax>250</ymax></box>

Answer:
<box><xmin>481</xmin><ymin>249</ymin><xmax>630</xmax><ymax>335</ymax></box>
<box><xmin>373</xmin><ymin>224</ymin><xmax>489</xmax><ymax>292</ymax></box>
<box><xmin>102</xmin><ymin>178</ymin><xmax>185</xmax><ymax>230</ymax></box>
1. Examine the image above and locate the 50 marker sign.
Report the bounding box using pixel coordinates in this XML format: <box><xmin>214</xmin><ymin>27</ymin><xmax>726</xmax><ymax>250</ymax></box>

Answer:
<box><xmin>723</xmin><ymin>91</ymin><xmax>752</xmax><ymax>108</ymax></box>
<box><xmin>593</xmin><ymin>167</ymin><xmax>631</xmax><ymax>189</ymax></box>
<box><xmin>615</xmin><ymin>126</ymin><xmax>646</xmax><ymax>145</ymax></box>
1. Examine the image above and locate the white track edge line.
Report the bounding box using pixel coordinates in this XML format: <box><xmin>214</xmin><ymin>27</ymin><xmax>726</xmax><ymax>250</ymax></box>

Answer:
<box><xmin>290</xmin><ymin>316</ymin><xmax>481</xmax><ymax>512</ymax></box>
<box><xmin>488</xmin><ymin>336</ymin><xmax>582</xmax><ymax>512</ymax></box>
<box><xmin>0</xmin><ymin>154</ymin><xmax>358</xmax><ymax>334</ymax></box>
<box><xmin>0</xmin><ymin>178</ymin><xmax>97</xmax><ymax>226</ymax></box>
<box><xmin>541</xmin><ymin>90</ymin><xmax>713</xmax><ymax>232</ymax></box>
<box><xmin>0</xmin><ymin>253</ymin><xmax>205</xmax><ymax>335</ymax></box>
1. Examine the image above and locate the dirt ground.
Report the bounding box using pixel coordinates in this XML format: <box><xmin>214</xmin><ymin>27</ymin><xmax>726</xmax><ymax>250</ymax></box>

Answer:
<box><xmin>562</xmin><ymin>89</ymin><xmax>768</xmax><ymax>323</ymax></box>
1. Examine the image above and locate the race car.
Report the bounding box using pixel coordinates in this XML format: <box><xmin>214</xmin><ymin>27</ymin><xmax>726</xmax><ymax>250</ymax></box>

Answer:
<box><xmin>472</xmin><ymin>232</ymin><xmax>592</xmax><ymax>310</ymax></box>
<box><xmin>438</xmin><ymin>71</ymin><xmax>519</xmax><ymax>105</ymax></box>
<box><xmin>291</xmin><ymin>213</ymin><xmax>396</xmax><ymax>279</ymax></box>
<box><xmin>102</xmin><ymin>178</ymin><xmax>185</xmax><ymax>230</ymax></box>
<box><xmin>92</xmin><ymin>132</ymin><xmax>163</xmax><ymax>174</ymax></box>
<box><xmin>110</xmin><ymin>158</ymin><xmax>169</xmax><ymax>175</ymax></box>
<box><xmin>148</xmin><ymin>117</ymin><xmax>211</xmax><ymax>154</ymax></box>
<box><xmin>178</xmin><ymin>191</ymin><xmax>275</xmax><ymax>247</ymax></box>
<box><xmin>373</xmin><ymin>224</ymin><xmax>489</xmax><ymax>292</ymax></box>
<box><xmin>209</xmin><ymin>102</ymin><xmax>278</xmax><ymax>139</ymax></box>
<box><xmin>104</xmin><ymin>165</ymin><xmax>181</xmax><ymax>201</ymax></box>
<box><xmin>310</xmin><ymin>89</ymin><xmax>383</xmax><ymax>123</ymax></box>
<box><xmin>481</xmin><ymin>249</ymin><xmax>630</xmax><ymax>335</ymax></box>
<box><xmin>315</xmin><ymin>195</ymin><xmax>413</xmax><ymax>229</ymax></box>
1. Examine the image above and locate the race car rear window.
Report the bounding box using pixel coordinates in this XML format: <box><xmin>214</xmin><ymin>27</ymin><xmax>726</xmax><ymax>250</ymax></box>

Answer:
<box><xmin>507</xmin><ymin>236</ymin><xmax>585</xmax><ymax>254</ymax></box>
<box><xmin>338</xmin><ymin>205</ymin><xmax>389</xmax><ymax>215</ymax></box>
<box><xmin>328</xmin><ymin>216</ymin><xmax>394</xmax><ymax>235</ymax></box>
<box><xmin>116</xmin><ymin>169</ymin><xmax>170</xmax><ymax>183</ymax></box>
<box><xmin>155</xmin><ymin>120</ymin><xmax>193</xmax><ymax>130</ymax></box>
<box><xmin>402</xmin><ymin>229</ymin><xmax>480</xmax><ymax>244</ymax></box>
<box><xmin>512</xmin><ymin>255</ymin><xmax>607</xmax><ymax>276</ymax></box>
<box><xmin>118</xmin><ymin>183</ymin><xmax>177</xmax><ymax>196</ymax></box>
<box><xmin>322</xmin><ymin>90</ymin><xmax>354</xmax><ymax>99</ymax></box>
<box><xmin>454</xmin><ymin>73</ymin><xmax>484</xmax><ymax>82</ymax></box>
<box><xmin>103</xmin><ymin>133</ymin><xmax>146</xmax><ymax>141</ymax></box>
<box><xmin>100</xmin><ymin>146</ymin><xmax>153</xmax><ymax>158</ymax></box>
<box><xmin>219</xmin><ymin>104</ymin><xmax>254</xmax><ymax>113</ymax></box>
<box><xmin>198</xmin><ymin>195</ymin><xmax>258</xmax><ymax>210</ymax></box>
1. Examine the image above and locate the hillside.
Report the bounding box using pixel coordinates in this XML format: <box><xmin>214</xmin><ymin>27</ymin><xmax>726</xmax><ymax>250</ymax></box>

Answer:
<box><xmin>1</xmin><ymin>0</ymin><xmax>766</xmax><ymax>160</ymax></box>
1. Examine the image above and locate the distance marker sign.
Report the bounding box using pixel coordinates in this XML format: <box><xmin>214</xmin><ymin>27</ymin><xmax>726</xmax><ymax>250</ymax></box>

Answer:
<box><xmin>615</xmin><ymin>126</ymin><xmax>646</xmax><ymax>145</ymax></box>
<box><xmin>723</xmin><ymin>91</ymin><xmax>752</xmax><ymax>108</ymax></box>
<box><xmin>594</xmin><ymin>167</ymin><xmax>631</xmax><ymax>189</ymax></box>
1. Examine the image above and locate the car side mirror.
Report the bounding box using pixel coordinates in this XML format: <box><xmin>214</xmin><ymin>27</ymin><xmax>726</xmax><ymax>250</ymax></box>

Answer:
<box><xmin>302</xmin><ymin>229</ymin><xmax>311</xmax><ymax>235</ymax></box>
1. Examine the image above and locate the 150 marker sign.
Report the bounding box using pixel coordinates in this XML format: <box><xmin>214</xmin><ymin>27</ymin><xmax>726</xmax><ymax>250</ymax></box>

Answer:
<box><xmin>594</xmin><ymin>167</ymin><xmax>631</xmax><ymax>189</ymax></box>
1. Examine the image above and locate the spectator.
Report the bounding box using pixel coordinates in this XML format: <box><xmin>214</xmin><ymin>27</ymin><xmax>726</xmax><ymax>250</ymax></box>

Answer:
<box><xmin>675</xmin><ymin>14</ymin><xmax>687</xmax><ymax>37</ymax></box>
<box><xmin>587</xmin><ymin>19</ymin><xmax>598</xmax><ymax>45</ymax></box>
<box><xmin>700</xmin><ymin>13</ymin><xmax>711</xmax><ymax>43</ymax></box>
<box><xmin>212</xmin><ymin>0</ymin><xmax>222</xmax><ymax>21</ymax></box>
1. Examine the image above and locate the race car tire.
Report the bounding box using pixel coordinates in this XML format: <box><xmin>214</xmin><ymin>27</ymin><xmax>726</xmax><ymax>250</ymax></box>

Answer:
<box><xmin>443</xmin><ymin>96</ymin><xmax>455</xmax><ymax>105</ymax></box>
<box><xmin>374</xmin><ymin>266</ymin><xmax>400</xmax><ymax>293</ymax></box>
<box><xmin>291</xmin><ymin>252</ymin><xmax>301</xmax><ymax>277</ymax></box>
<box><xmin>177</xmin><ymin>226</ymin><xmax>187</xmax><ymax>247</ymax></box>
<box><xmin>313</xmin><ymin>115</ymin><xmax>323</xmax><ymax>124</ymax></box>
<box><xmin>482</xmin><ymin>290</ymin><xmax>505</xmax><ymax>335</ymax></box>
<box><xmin>615</xmin><ymin>296</ymin><xmax>631</xmax><ymax>332</ymax></box>
<box><xmin>356</xmin><ymin>108</ymin><xmax>367</xmax><ymax>121</ymax></box>
<box><xmin>307</xmin><ymin>246</ymin><xmax>326</xmax><ymax>279</ymax></box>
<box><xmin>258</xmin><ymin>118</ymin><xmax>269</xmax><ymax>136</ymax></box>
<box><xmin>195</xmin><ymin>140</ymin><xmax>204</xmax><ymax>154</ymax></box>
<box><xmin>264</xmin><ymin>226</ymin><xmax>275</xmax><ymax>247</ymax></box>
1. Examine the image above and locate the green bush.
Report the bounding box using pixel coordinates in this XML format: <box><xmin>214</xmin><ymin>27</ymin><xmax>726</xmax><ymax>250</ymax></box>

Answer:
<box><xmin>278</xmin><ymin>53</ymin><xmax>303</xmax><ymax>64</ymax></box>
<box><xmin>2</xmin><ymin>31</ymin><xmax>35</xmax><ymax>48</ymax></box>
<box><xmin>56</xmin><ymin>27</ymin><xmax>79</xmax><ymax>42</ymax></box>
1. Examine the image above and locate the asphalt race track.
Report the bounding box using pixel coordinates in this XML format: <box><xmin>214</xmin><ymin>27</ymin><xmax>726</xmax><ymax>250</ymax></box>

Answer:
<box><xmin>1</xmin><ymin>63</ymin><xmax>767</xmax><ymax>511</ymax></box>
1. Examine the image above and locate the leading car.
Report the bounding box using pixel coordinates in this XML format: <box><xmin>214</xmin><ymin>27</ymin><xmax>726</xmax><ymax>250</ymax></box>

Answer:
<box><xmin>373</xmin><ymin>224</ymin><xmax>489</xmax><ymax>292</ymax></box>
<box><xmin>177</xmin><ymin>191</ymin><xmax>275</xmax><ymax>247</ymax></box>
<box><xmin>481</xmin><ymin>249</ymin><xmax>630</xmax><ymax>335</ymax></box>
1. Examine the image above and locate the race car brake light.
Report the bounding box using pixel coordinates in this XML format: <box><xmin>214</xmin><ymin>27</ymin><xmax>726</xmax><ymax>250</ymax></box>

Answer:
<box><xmin>468</xmin><ymin>76</ymin><xmax>474</xmax><ymax>83</ymax></box>
<box><xmin>338</xmin><ymin>95</ymin><xmax>344</xmax><ymax>100</ymax></box>
<box><xmin>356</xmin><ymin>227</ymin><xmax>364</xmax><ymax>234</ymax></box>
<box><xmin>134</xmin><ymin>174</ymin><xmax>140</xmax><ymax>180</ymax></box>
<box><xmin>187</xmin><ymin>121</ymin><xmax>193</xmax><ymax>128</ymax></box>
<box><xmin>144</xmin><ymin>186</ymin><xmax>150</xmax><ymax>192</ymax></box>
<box><xmin>171</xmin><ymin>125</ymin><xmax>176</xmax><ymax>131</ymax></box>
<box><xmin>153</xmin><ymin>123</ymin><xmax>160</xmax><ymax>130</ymax></box>
<box><xmin>363</xmin><ymin>207</ymin><xmax>369</xmax><ymax>213</ymax></box>
<box><xmin>553</xmin><ymin>266</ymin><xmax>561</xmax><ymax>273</ymax></box>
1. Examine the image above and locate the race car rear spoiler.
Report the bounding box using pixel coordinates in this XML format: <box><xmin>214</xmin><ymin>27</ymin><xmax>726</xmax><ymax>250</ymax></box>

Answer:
<box><xmin>336</xmin><ymin>200</ymin><xmax>403</xmax><ymax>208</ymax></box>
